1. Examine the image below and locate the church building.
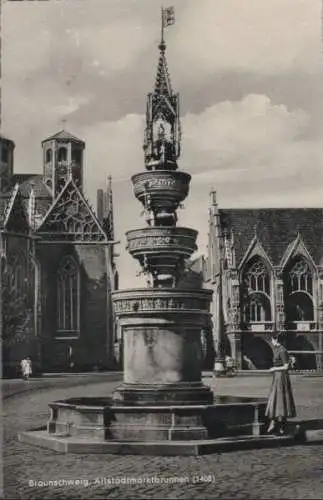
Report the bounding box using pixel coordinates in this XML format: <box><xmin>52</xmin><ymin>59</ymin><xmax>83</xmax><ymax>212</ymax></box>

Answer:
<box><xmin>206</xmin><ymin>191</ymin><xmax>323</xmax><ymax>371</ymax></box>
<box><xmin>0</xmin><ymin>131</ymin><xmax>118</xmax><ymax>375</ymax></box>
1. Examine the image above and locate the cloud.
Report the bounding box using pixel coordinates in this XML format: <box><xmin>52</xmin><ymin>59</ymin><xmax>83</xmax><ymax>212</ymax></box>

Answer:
<box><xmin>2</xmin><ymin>0</ymin><xmax>321</xmax><ymax>288</ymax></box>
<box><xmin>181</xmin><ymin>94</ymin><xmax>311</xmax><ymax>176</ymax></box>
<box><xmin>172</xmin><ymin>0</ymin><xmax>320</xmax><ymax>79</ymax></box>
<box><xmin>2</xmin><ymin>0</ymin><xmax>320</xmax><ymax>126</ymax></box>
<box><xmin>77</xmin><ymin>93</ymin><xmax>322</xmax><ymax>287</ymax></box>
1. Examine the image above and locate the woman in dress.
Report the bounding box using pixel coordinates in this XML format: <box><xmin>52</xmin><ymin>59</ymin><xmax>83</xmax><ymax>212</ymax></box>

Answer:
<box><xmin>266</xmin><ymin>333</ymin><xmax>296</xmax><ymax>435</ymax></box>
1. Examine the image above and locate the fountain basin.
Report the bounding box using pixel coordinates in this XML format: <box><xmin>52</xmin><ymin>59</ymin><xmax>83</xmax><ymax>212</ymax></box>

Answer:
<box><xmin>18</xmin><ymin>393</ymin><xmax>305</xmax><ymax>455</ymax></box>
<box><xmin>45</xmin><ymin>395</ymin><xmax>267</xmax><ymax>442</ymax></box>
<box><xmin>131</xmin><ymin>170</ymin><xmax>191</xmax><ymax>211</ymax></box>
<box><xmin>126</xmin><ymin>226</ymin><xmax>197</xmax><ymax>277</ymax></box>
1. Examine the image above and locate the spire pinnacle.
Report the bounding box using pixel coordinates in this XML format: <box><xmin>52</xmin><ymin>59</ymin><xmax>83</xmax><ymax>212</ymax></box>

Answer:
<box><xmin>106</xmin><ymin>175</ymin><xmax>114</xmax><ymax>241</ymax></box>
<box><xmin>210</xmin><ymin>189</ymin><xmax>217</xmax><ymax>206</ymax></box>
<box><xmin>154</xmin><ymin>48</ymin><xmax>172</xmax><ymax>96</ymax></box>
<box><xmin>143</xmin><ymin>7</ymin><xmax>180</xmax><ymax>170</ymax></box>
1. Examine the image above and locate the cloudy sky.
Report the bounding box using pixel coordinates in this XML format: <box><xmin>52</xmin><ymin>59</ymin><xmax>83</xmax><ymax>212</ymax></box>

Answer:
<box><xmin>2</xmin><ymin>0</ymin><xmax>322</xmax><ymax>287</ymax></box>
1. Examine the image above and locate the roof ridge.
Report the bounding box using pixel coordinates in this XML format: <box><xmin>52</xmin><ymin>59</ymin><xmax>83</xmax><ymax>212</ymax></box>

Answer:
<box><xmin>3</xmin><ymin>184</ymin><xmax>19</xmax><ymax>227</ymax></box>
<box><xmin>42</xmin><ymin>129</ymin><xmax>85</xmax><ymax>145</ymax></box>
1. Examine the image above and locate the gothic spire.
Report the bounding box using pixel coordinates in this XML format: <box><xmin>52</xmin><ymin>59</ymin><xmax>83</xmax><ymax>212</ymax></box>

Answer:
<box><xmin>143</xmin><ymin>7</ymin><xmax>181</xmax><ymax>171</ymax></box>
<box><xmin>106</xmin><ymin>175</ymin><xmax>114</xmax><ymax>241</ymax></box>
<box><xmin>154</xmin><ymin>40</ymin><xmax>172</xmax><ymax>97</ymax></box>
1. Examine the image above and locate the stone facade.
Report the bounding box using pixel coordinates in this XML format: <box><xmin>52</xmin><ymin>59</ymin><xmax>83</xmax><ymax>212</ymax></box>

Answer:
<box><xmin>0</xmin><ymin>132</ymin><xmax>118</xmax><ymax>376</ymax></box>
<box><xmin>206</xmin><ymin>199</ymin><xmax>323</xmax><ymax>371</ymax></box>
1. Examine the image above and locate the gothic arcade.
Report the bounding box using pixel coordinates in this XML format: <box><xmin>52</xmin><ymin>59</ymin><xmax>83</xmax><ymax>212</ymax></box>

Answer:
<box><xmin>207</xmin><ymin>197</ymin><xmax>323</xmax><ymax>371</ymax></box>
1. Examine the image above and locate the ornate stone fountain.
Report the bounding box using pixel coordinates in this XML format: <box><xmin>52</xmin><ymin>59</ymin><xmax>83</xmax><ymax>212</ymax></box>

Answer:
<box><xmin>19</xmin><ymin>19</ymin><xmax>302</xmax><ymax>456</ymax></box>
<box><xmin>109</xmin><ymin>35</ymin><xmax>214</xmax><ymax>438</ymax></box>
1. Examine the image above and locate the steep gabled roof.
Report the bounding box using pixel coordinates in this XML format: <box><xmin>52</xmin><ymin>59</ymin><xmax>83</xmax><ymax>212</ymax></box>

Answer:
<box><xmin>42</xmin><ymin>129</ymin><xmax>85</xmax><ymax>146</ymax></box>
<box><xmin>12</xmin><ymin>174</ymin><xmax>51</xmax><ymax>199</ymax></box>
<box><xmin>11</xmin><ymin>174</ymin><xmax>53</xmax><ymax>221</ymax></box>
<box><xmin>219</xmin><ymin>208</ymin><xmax>323</xmax><ymax>266</ymax></box>
<box><xmin>279</xmin><ymin>233</ymin><xmax>317</xmax><ymax>270</ymax></box>
<box><xmin>37</xmin><ymin>177</ymin><xmax>107</xmax><ymax>242</ymax></box>
<box><xmin>2</xmin><ymin>184</ymin><xmax>30</xmax><ymax>233</ymax></box>
<box><xmin>0</xmin><ymin>194</ymin><xmax>11</xmax><ymax>228</ymax></box>
<box><xmin>238</xmin><ymin>235</ymin><xmax>274</xmax><ymax>271</ymax></box>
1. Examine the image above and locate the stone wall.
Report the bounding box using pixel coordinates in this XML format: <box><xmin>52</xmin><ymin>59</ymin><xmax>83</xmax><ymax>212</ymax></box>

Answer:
<box><xmin>37</xmin><ymin>243</ymin><xmax>114</xmax><ymax>372</ymax></box>
<box><xmin>2</xmin><ymin>234</ymin><xmax>39</xmax><ymax>377</ymax></box>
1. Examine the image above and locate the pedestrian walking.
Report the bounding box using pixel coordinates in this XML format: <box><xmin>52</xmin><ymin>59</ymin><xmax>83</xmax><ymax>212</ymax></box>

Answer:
<box><xmin>266</xmin><ymin>333</ymin><xmax>296</xmax><ymax>435</ymax></box>
<box><xmin>290</xmin><ymin>354</ymin><xmax>296</xmax><ymax>371</ymax></box>
<box><xmin>20</xmin><ymin>357</ymin><xmax>32</xmax><ymax>380</ymax></box>
<box><xmin>225</xmin><ymin>355</ymin><xmax>235</xmax><ymax>376</ymax></box>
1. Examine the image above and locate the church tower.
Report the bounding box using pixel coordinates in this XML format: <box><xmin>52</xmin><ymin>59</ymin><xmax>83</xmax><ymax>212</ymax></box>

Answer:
<box><xmin>41</xmin><ymin>130</ymin><xmax>85</xmax><ymax>196</ymax></box>
<box><xmin>0</xmin><ymin>134</ymin><xmax>15</xmax><ymax>192</ymax></box>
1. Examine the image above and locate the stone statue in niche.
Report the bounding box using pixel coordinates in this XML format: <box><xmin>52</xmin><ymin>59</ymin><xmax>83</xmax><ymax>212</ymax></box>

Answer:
<box><xmin>152</xmin><ymin>119</ymin><xmax>173</xmax><ymax>163</ymax></box>
<box><xmin>155</xmin><ymin>299</ymin><xmax>162</xmax><ymax>309</ymax></box>
<box><xmin>132</xmin><ymin>301</ymin><xmax>140</xmax><ymax>312</ymax></box>
<box><xmin>142</xmin><ymin>183</ymin><xmax>155</xmax><ymax>227</ymax></box>
<box><xmin>144</xmin><ymin>330</ymin><xmax>156</xmax><ymax>348</ymax></box>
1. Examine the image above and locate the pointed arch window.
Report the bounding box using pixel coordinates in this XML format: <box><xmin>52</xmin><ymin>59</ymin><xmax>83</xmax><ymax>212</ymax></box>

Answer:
<box><xmin>244</xmin><ymin>258</ymin><xmax>270</xmax><ymax>295</ymax></box>
<box><xmin>287</xmin><ymin>258</ymin><xmax>313</xmax><ymax>295</ymax></box>
<box><xmin>245</xmin><ymin>293</ymin><xmax>272</xmax><ymax>322</ymax></box>
<box><xmin>242</xmin><ymin>257</ymin><xmax>272</xmax><ymax>322</ymax></box>
<box><xmin>284</xmin><ymin>257</ymin><xmax>314</xmax><ymax>323</ymax></box>
<box><xmin>46</xmin><ymin>148</ymin><xmax>52</xmax><ymax>163</ymax></box>
<box><xmin>1</xmin><ymin>146</ymin><xmax>9</xmax><ymax>163</ymax></box>
<box><xmin>7</xmin><ymin>252</ymin><xmax>27</xmax><ymax>295</ymax></box>
<box><xmin>72</xmin><ymin>148</ymin><xmax>82</xmax><ymax>164</ymax></box>
<box><xmin>57</xmin><ymin>256</ymin><xmax>80</xmax><ymax>334</ymax></box>
<box><xmin>58</xmin><ymin>146</ymin><xmax>67</xmax><ymax>163</ymax></box>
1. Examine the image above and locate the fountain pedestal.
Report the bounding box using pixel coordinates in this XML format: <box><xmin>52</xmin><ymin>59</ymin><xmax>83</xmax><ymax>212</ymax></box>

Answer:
<box><xmin>109</xmin><ymin>287</ymin><xmax>213</xmax><ymax>441</ymax></box>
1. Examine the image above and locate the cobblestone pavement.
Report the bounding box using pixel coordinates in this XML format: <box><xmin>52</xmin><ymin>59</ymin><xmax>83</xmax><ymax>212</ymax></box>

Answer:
<box><xmin>3</xmin><ymin>376</ymin><xmax>323</xmax><ymax>499</ymax></box>
<box><xmin>2</xmin><ymin>372</ymin><xmax>121</xmax><ymax>399</ymax></box>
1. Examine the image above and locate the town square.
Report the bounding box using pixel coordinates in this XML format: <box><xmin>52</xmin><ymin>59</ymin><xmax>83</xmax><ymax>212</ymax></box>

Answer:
<box><xmin>1</xmin><ymin>1</ymin><xmax>323</xmax><ymax>498</ymax></box>
<box><xmin>2</xmin><ymin>373</ymin><xmax>323</xmax><ymax>498</ymax></box>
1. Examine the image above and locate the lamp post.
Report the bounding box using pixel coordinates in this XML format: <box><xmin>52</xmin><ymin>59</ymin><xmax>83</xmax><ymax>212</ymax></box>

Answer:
<box><xmin>214</xmin><ymin>246</ymin><xmax>226</xmax><ymax>377</ymax></box>
<box><xmin>0</xmin><ymin>235</ymin><xmax>6</xmax><ymax>377</ymax></box>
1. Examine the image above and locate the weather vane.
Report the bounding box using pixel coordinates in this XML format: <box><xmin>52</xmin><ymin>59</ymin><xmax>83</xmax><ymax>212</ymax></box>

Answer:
<box><xmin>160</xmin><ymin>6</ymin><xmax>175</xmax><ymax>47</ymax></box>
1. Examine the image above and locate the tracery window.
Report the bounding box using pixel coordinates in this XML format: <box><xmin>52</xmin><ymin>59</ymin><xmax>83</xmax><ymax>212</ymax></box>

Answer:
<box><xmin>287</xmin><ymin>258</ymin><xmax>313</xmax><ymax>295</ymax></box>
<box><xmin>244</xmin><ymin>258</ymin><xmax>270</xmax><ymax>295</ymax></box>
<box><xmin>57</xmin><ymin>256</ymin><xmax>80</xmax><ymax>334</ymax></box>
<box><xmin>243</xmin><ymin>257</ymin><xmax>272</xmax><ymax>322</ymax></box>
<box><xmin>245</xmin><ymin>293</ymin><xmax>271</xmax><ymax>322</ymax></box>
<box><xmin>38</xmin><ymin>182</ymin><xmax>105</xmax><ymax>241</ymax></box>
<box><xmin>7</xmin><ymin>252</ymin><xmax>26</xmax><ymax>295</ymax></box>
<box><xmin>284</xmin><ymin>257</ymin><xmax>314</xmax><ymax>323</ymax></box>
